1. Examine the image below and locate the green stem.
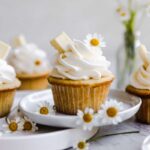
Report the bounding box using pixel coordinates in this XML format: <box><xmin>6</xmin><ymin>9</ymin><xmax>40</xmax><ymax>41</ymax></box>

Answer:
<box><xmin>87</xmin><ymin>130</ymin><xmax>140</xmax><ymax>142</ymax></box>
<box><xmin>128</xmin><ymin>0</ymin><xmax>132</xmax><ymax>12</ymax></box>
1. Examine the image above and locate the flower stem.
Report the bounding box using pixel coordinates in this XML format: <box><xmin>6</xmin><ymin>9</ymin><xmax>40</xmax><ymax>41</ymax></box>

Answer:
<box><xmin>87</xmin><ymin>130</ymin><xmax>140</xmax><ymax>142</ymax></box>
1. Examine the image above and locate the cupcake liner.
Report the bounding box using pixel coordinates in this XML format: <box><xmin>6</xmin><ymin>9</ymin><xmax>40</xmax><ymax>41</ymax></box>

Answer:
<box><xmin>49</xmin><ymin>77</ymin><xmax>114</xmax><ymax>115</ymax></box>
<box><xmin>136</xmin><ymin>98</ymin><xmax>150</xmax><ymax>124</ymax></box>
<box><xmin>126</xmin><ymin>85</ymin><xmax>150</xmax><ymax>124</ymax></box>
<box><xmin>18</xmin><ymin>77</ymin><xmax>48</xmax><ymax>90</ymax></box>
<box><xmin>0</xmin><ymin>89</ymin><xmax>16</xmax><ymax>118</ymax></box>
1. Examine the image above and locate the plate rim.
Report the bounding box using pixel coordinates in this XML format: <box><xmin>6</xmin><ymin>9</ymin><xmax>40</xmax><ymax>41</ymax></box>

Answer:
<box><xmin>0</xmin><ymin>125</ymin><xmax>98</xmax><ymax>140</ymax></box>
<box><xmin>19</xmin><ymin>89</ymin><xmax>142</xmax><ymax>118</ymax></box>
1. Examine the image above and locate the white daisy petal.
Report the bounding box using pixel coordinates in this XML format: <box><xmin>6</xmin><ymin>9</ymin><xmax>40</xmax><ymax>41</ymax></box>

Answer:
<box><xmin>23</xmin><ymin>116</ymin><xmax>38</xmax><ymax>132</ymax></box>
<box><xmin>89</xmin><ymin>108</ymin><xmax>94</xmax><ymax>114</ymax></box>
<box><xmin>84</xmin><ymin>107</ymin><xmax>89</xmax><ymax>114</ymax></box>
<box><xmin>77</xmin><ymin>110</ymin><xmax>84</xmax><ymax>117</ymax></box>
<box><xmin>73</xmin><ymin>140</ymin><xmax>89</xmax><ymax>150</ymax></box>
<box><xmin>76</xmin><ymin>107</ymin><xmax>96</xmax><ymax>131</ymax></box>
<box><xmin>98</xmin><ymin>99</ymin><xmax>123</xmax><ymax>125</ymax></box>
<box><xmin>84</xmin><ymin>33</ymin><xmax>106</xmax><ymax>48</ymax></box>
<box><xmin>36</xmin><ymin>101</ymin><xmax>54</xmax><ymax>115</ymax></box>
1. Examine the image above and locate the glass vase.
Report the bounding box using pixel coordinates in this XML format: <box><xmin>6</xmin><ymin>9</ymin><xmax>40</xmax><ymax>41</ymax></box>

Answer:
<box><xmin>116</xmin><ymin>31</ymin><xmax>141</xmax><ymax>89</ymax></box>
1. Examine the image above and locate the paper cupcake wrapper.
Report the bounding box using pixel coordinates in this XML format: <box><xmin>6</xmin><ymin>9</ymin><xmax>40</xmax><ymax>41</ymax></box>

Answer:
<box><xmin>0</xmin><ymin>89</ymin><xmax>16</xmax><ymax>118</ymax></box>
<box><xmin>50</xmin><ymin>80</ymin><xmax>113</xmax><ymax>115</ymax></box>
<box><xmin>136</xmin><ymin>98</ymin><xmax>150</xmax><ymax>124</ymax></box>
<box><xmin>126</xmin><ymin>85</ymin><xmax>150</xmax><ymax>124</ymax></box>
<box><xmin>18</xmin><ymin>76</ymin><xmax>48</xmax><ymax>90</ymax></box>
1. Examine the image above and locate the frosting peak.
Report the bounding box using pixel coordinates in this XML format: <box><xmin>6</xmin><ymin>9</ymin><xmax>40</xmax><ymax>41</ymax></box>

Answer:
<box><xmin>0</xmin><ymin>59</ymin><xmax>16</xmax><ymax>84</ymax></box>
<box><xmin>130</xmin><ymin>44</ymin><xmax>150</xmax><ymax>89</ymax></box>
<box><xmin>51</xmin><ymin>40</ymin><xmax>111</xmax><ymax>80</ymax></box>
<box><xmin>9</xmin><ymin>43</ymin><xmax>49</xmax><ymax>74</ymax></box>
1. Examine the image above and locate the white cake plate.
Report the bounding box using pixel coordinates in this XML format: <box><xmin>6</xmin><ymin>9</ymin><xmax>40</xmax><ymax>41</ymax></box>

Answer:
<box><xmin>19</xmin><ymin>89</ymin><xmax>141</xmax><ymax>128</ymax></box>
<box><xmin>0</xmin><ymin>91</ymin><xmax>99</xmax><ymax>150</ymax></box>
<box><xmin>0</xmin><ymin>117</ymin><xmax>98</xmax><ymax>150</ymax></box>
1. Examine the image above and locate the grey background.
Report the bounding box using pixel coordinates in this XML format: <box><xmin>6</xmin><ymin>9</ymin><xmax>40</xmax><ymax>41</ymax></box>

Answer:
<box><xmin>0</xmin><ymin>0</ymin><xmax>150</xmax><ymax>86</ymax></box>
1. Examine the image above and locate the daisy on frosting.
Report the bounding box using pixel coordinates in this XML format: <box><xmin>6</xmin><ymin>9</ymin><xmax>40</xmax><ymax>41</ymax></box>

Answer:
<box><xmin>84</xmin><ymin>33</ymin><xmax>106</xmax><ymax>48</ymax></box>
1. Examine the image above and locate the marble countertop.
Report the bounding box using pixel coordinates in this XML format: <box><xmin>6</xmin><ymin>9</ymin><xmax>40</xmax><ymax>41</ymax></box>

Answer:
<box><xmin>88</xmin><ymin>121</ymin><xmax>148</xmax><ymax>150</ymax></box>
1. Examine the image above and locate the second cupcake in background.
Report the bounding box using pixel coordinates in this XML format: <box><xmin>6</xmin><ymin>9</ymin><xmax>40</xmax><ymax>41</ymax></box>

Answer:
<box><xmin>126</xmin><ymin>44</ymin><xmax>150</xmax><ymax>124</ymax></box>
<box><xmin>0</xmin><ymin>41</ymin><xmax>21</xmax><ymax>117</ymax></box>
<box><xmin>8</xmin><ymin>35</ymin><xmax>50</xmax><ymax>90</ymax></box>
<box><xmin>48</xmin><ymin>32</ymin><xmax>114</xmax><ymax>115</ymax></box>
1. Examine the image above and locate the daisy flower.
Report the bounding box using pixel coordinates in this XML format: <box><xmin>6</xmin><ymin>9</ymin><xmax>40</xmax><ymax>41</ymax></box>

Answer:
<box><xmin>98</xmin><ymin>99</ymin><xmax>123</xmax><ymax>125</ymax></box>
<box><xmin>73</xmin><ymin>140</ymin><xmax>89</xmax><ymax>150</ymax></box>
<box><xmin>22</xmin><ymin>116</ymin><xmax>38</xmax><ymax>132</ymax></box>
<box><xmin>34</xmin><ymin>59</ymin><xmax>42</xmax><ymax>66</ymax></box>
<box><xmin>84</xmin><ymin>33</ymin><xmax>106</xmax><ymax>48</ymax></box>
<box><xmin>116</xmin><ymin>5</ymin><xmax>129</xmax><ymax>21</ymax></box>
<box><xmin>36</xmin><ymin>101</ymin><xmax>54</xmax><ymax>115</ymax></box>
<box><xmin>76</xmin><ymin>107</ymin><xmax>96</xmax><ymax>131</ymax></box>
<box><xmin>2</xmin><ymin>117</ymin><xmax>23</xmax><ymax>133</ymax></box>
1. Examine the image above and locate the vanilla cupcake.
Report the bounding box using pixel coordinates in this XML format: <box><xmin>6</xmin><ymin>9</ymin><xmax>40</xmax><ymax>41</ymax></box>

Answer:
<box><xmin>9</xmin><ymin>36</ymin><xmax>50</xmax><ymax>90</ymax></box>
<box><xmin>48</xmin><ymin>33</ymin><xmax>114</xmax><ymax>115</ymax></box>
<box><xmin>126</xmin><ymin>44</ymin><xmax>150</xmax><ymax>124</ymax></box>
<box><xmin>0</xmin><ymin>41</ymin><xmax>21</xmax><ymax>117</ymax></box>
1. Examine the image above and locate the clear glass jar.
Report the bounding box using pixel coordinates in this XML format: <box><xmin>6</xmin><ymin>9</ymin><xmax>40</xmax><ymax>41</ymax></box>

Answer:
<box><xmin>116</xmin><ymin>31</ymin><xmax>141</xmax><ymax>89</ymax></box>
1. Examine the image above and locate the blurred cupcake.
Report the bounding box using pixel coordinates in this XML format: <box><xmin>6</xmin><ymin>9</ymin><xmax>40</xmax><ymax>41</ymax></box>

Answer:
<box><xmin>0</xmin><ymin>41</ymin><xmax>21</xmax><ymax>117</ymax></box>
<box><xmin>48</xmin><ymin>32</ymin><xmax>114</xmax><ymax>115</ymax></box>
<box><xmin>9</xmin><ymin>35</ymin><xmax>50</xmax><ymax>90</ymax></box>
<box><xmin>126</xmin><ymin>44</ymin><xmax>150</xmax><ymax>124</ymax></box>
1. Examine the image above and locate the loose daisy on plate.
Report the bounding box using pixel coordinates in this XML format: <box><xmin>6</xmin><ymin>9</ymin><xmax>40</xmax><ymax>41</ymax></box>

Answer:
<box><xmin>2</xmin><ymin>117</ymin><xmax>23</xmax><ymax>133</ymax></box>
<box><xmin>98</xmin><ymin>99</ymin><xmax>124</xmax><ymax>125</ymax></box>
<box><xmin>36</xmin><ymin>101</ymin><xmax>55</xmax><ymax>115</ymax></box>
<box><xmin>84</xmin><ymin>33</ymin><xmax>106</xmax><ymax>48</ymax></box>
<box><xmin>22</xmin><ymin>116</ymin><xmax>38</xmax><ymax>132</ymax></box>
<box><xmin>76</xmin><ymin>107</ymin><xmax>96</xmax><ymax>131</ymax></box>
<box><xmin>73</xmin><ymin>140</ymin><xmax>89</xmax><ymax>150</ymax></box>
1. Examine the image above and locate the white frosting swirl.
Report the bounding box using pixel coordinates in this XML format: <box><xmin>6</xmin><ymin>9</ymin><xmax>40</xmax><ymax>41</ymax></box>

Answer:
<box><xmin>51</xmin><ymin>41</ymin><xmax>111</xmax><ymax>80</ymax></box>
<box><xmin>9</xmin><ymin>44</ymin><xmax>49</xmax><ymax>74</ymax></box>
<box><xmin>131</xmin><ymin>65</ymin><xmax>150</xmax><ymax>90</ymax></box>
<box><xmin>0</xmin><ymin>59</ymin><xmax>16</xmax><ymax>84</ymax></box>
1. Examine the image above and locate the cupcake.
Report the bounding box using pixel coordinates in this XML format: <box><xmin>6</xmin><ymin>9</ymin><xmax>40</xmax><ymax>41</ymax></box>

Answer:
<box><xmin>0</xmin><ymin>41</ymin><xmax>21</xmax><ymax>117</ymax></box>
<box><xmin>48</xmin><ymin>32</ymin><xmax>114</xmax><ymax>115</ymax></box>
<box><xmin>9</xmin><ymin>35</ymin><xmax>50</xmax><ymax>90</ymax></box>
<box><xmin>126</xmin><ymin>44</ymin><xmax>150</xmax><ymax>124</ymax></box>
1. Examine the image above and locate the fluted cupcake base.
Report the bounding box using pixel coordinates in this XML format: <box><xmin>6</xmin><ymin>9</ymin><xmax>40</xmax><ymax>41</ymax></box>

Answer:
<box><xmin>126</xmin><ymin>85</ymin><xmax>150</xmax><ymax>124</ymax></box>
<box><xmin>48</xmin><ymin>75</ymin><xmax>114</xmax><ymax>115</ymax></box>
<box><xmin>0</xmin><ymin>79</ymin><xmax>21</xmax><ymax>118</ymax></box>
<box><xmin>17</xmin><ymin>71</ymin><xmax>50</xmax><ymax>90</ymax></box>
<box><xmin>0</xmin><ymin>89</ymin><xmax>16</xmax><ymax>117</ymax></box>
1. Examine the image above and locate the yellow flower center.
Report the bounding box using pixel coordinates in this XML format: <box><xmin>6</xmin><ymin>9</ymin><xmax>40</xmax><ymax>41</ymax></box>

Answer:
<box><xmin>106</xmin><ymin>107</ymin><xmax>118</xmax><ymax>118</ymax></box>
<box><xmin>90</xmin><ymin>38</ymin><xmax>100</xmax><ymax>46</ymax></box>
<box><xmin>120</xmin><ymin>11</ymin><xmax>126</xmax><ymax>17</ymax></box>
<box><xmin>78</xmin><ymin>141</ymin><xmax>86</xmax><ymax>149</ymax></box>
<box><xmin>116</xmin><ymin>6</ymin><xmax>122</xmax><ymax>13</ymax></box>
<box><xmin>34</xmin><ymin>59</ymin><xmax>41</xmax><ymax>66</ymax></box>
<box><xmin>24</xmin><ymin>121</ymin><xmax>32</xmax><ymax>131</ymax></box>
<box><xmin>83</xmin><ymin>113</ymin><xmax>93</xmax><ymax>123</ymax></box>
<box><xmin>62</xmin><ymin>54</ymin><xmax>66</xmax><ymax>59</ymax></box>
<box><xmin>9</xmin><ymin>122</ymin><xmax>18</xmax><ymax>131</ymax></box>
<box><xmin>40</xmin><ymin>107</ymin><xmax>49</xmax><ymax>115</ymax></box>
